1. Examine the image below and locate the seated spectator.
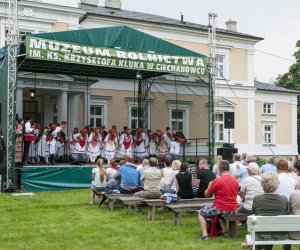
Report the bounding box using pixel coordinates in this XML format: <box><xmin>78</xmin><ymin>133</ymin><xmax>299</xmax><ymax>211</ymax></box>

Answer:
<box><xmin>137</xmin><ymin>158</ymin><xmax>150</xmax><ymax>189</ymax></box>
<box><xmin>245</xmin><ymin>154</ymin><xmax>256</xmax><ymax>166</ymax></box>
<box><xmin>105</xmin><ymin>160</ymin><xmax>119</xmax><ymax>189</ymax></box>
<box><xmin>90</xmin><ymin>158</ymin><xmax>107</xmax><ymax>205</ymax></box>
<box><xmin>238</xmin><ymin>162</ymin><xmax>263</xmax><ymax>214</ymax></box>
<box><xmin>261</xmin><ymin>157</ymin><xmax>277</xmax><ymax>173</ymax></box>
<box><xmin>294</xmin><ymin>161</ymin><xmax>300</xmax><ymax>189</ymax></box>
<box><xmin>230</xmin><ymin>153</ymin><xmax>248</xmax><ymax>188</ymax></box>
<box><xmin>212</xmin><ymin>155</ymin><xmax>222</xmax><ymax>177</ymax></box>
<box><xmin>161</xmin><ymin>159</ymin><xmax>181</xmax><ymax>194</ymax></box>
<box><xmin>242</xmin><ymin>171</ymin><xmax>289</xmax><ymax>250</ymax></box>
<box><xmin>114</xmin><ymin>155</ymin><xmax>139</xmax><ymax>194</ymax></box>
<box><xmin>194</xmin><ymin>158</ymin><xmax>216</xmax><ymax>198</ymax></box>
<box><xmin>161</xmin><ymin>155</ymin><xmax>173</xmax><ymax>188</ymax></box>
<box><xmin>198</xmin><ymin>160</ymin><xmax>239</xmax><ymax>240</ymax></box>
<box><xmin>276</xmin><ymin>158</ymin><xmax>297</xmax><ymax>199</ymax></box>
<box><xmin>175</xmin><ymin>161</ymin><xmax>194</xmax><ymax>199</ymax></box>
<box><xmin>134</xmin><ymin>157</ymin><xmax>161</xmax><ymax>199</ymax></box>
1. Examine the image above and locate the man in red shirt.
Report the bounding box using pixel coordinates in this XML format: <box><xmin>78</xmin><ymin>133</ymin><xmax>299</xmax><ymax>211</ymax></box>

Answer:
<box><xmin>198</xmin><ymin>160</ymin><xmax>239</xmax><ymax>240</ymax></box>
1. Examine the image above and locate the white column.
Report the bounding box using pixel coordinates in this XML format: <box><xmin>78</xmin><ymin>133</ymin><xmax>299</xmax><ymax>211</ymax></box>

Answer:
<box><xmin>247</xmin><ymin>90</ymin><xmax>256</xmax><ymax>154</ymax></box>
<box><xmin>16</xmin><ymin>87</ymin><xmax>23</xmax><ymax>118</ymax></box>
<box><xmin>68</xmin><ymin>94</ymin><xmax>79</xmax><ymax>133</ymax></box>
<box><xmin>84</xmin><ymin>89</ymin><xmax>90</xmax><ymax>126</ymax></box>
<box><xmin>247</xmin><ymin>49</ymin><xmax>255</xmax><ymax>87</ymax></box>
<box><xmin>57</xmin><ymin>90</ymin><xmax>68</xmax><ymax>123</ymax></box>
<box><xmin>291</xmin><ymin>96</ymin><xmax>298</xmax><ymax>154</ymax></box>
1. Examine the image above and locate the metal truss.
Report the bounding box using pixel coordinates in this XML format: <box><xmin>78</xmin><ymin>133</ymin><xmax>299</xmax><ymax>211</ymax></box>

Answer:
<box><xmin>6</xmin><ymin>0</ymin><xmax>18</xmax><ymax>190</ymax></box>
<box><xmin>137</xmin><ymin>76</ymin><xmax>155</xmax><ymax>129</ymax></box>
<box><xmin>208</xmin><ymin>13</ymin><xmax>217</xmax><ymax>166</ymax></box>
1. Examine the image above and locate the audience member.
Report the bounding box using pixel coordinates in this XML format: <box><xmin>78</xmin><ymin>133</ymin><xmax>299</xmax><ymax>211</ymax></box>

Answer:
<box><xmin>161</xmin><ymin>155</ymin><xmax>173</xmax><ymax>188</ymax></box>
<box><xmin>175</xmin><ymin>161</ymin><xmax>194</xmax><ymax>199</ymax></box>
<box><xmin>134</xmin><ymin>157</ymin><xmax>161</xmax><ymax>199</ymax></box>
<box><xmin>90</xmin><ymin>158</ymin><xmax>107</xmax><ymax>205</ymax></box>
<box><xmin>105</xmin><ymin>160</ymin><xmax>119</xmax><ymax>189</ymax></box>
<box><xmin>194</xmin><ymin>158</ymin><xmax>216</xmax><ymax>198</ymax></box>
<box><xmin>261</xmin><ymin>157</ymin><xmax>277</xmax><ymax>173</ymax></box>
<box><xmin>114</xmin><ymin>155</ymin><xmax>139</xmax><ymax>194</ymax></box>
<box><xmin>212</xmin><ymin>155</ymin><xmax>222</xmax><ymax>177</ymax></box>
<box><xmin>138</xmin><ymin>158</ymin><xmax>150</xmax><ymax>189</ymax></box>
<box><xmin>238</xmin><ymin>162</ymin><xmax>263</xmax><ymax>214</ymax></box>
<box><xmin>276</xmin><ymin>158</ymin><xmax>297</xmax><ymax>199</ymax></box>
<box><xmin>230</xmin><ymin>153</ymin><xmax>248</xmax><ymax>187</ymax></box>
<box><xmin>198</xmin><ymin>160</ymin><xmax>239</xmax><ymax>241</ymax></box>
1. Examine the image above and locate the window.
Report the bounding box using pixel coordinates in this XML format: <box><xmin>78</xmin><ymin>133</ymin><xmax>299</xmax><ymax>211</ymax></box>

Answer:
<box><xmin>263</xmin><ymin>125</ymin><xmax>274</xmax><ymax>144</ymax></box>
<box><xmin>89</xmin><ymin>96</ymin><xmax>110</xmax><ymax>128</ymax></box>
<box><xmin>90</xmin><ymin>105</ymin><xmax>103</xmax><ymax>127</ymax></box>
<box><xmin>130</xmin><ymin>106</ymin><xmax>138</xmax><ymax>130</ymax></box>
<box><xmin>171</xmin><ymin>110</ymin><xmax>185</xmax><ymax>132</ymax></box>
<box><xmin>216</xmin><ymin>54</ymin><xmax>226</xmax><ymax>78</ymax></box>
<box><xmin>168</xmin><ymin>101</ymin><xmax>191</xmax><ymax>138</ymax></box>
<box><xmin>215</xmin><ymin>113</ymin><xmax>224</xmax><ymax>142</ymax></box>
<box><xmin>263</xmin><ymin>103</ymin><xmax>274</xmax><ymax>114</ymax></box>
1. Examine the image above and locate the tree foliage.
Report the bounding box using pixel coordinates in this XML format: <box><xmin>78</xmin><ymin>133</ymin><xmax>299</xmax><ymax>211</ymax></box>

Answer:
<box><xmin>276</xmin><ymin>40</ymin><xmax>300</xmax><ymax>90</ymax></box>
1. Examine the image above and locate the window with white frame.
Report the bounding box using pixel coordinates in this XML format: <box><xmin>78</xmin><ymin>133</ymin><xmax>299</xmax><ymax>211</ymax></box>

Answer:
<box><xmin>216</xmin><ymin>54</ymin><xmax>226</xmax><ymax>78</ymax></box>
<box><xmin>90</xmin><ymin>105</ymin><xmax>103</xmax><ymax>127</ymax></box>
<box><xmin>168</xmin><ymin>101</ymin><xmax>190</xmax><ymax>137</ymax></box>
<box><xmin>171</xmin><ymin>109</ymin><xmax>185</xmax><ymax>132</ymax></box>
<box><xmin>215</xmin><ymin>113</ymin><xmax>225</xmax><ymax>142</ymax></box>
<box><xmin>127</xmin><ymin>100</ymin><xmax>150</xmax><ymax>130</ymax></box>
<box><xmin>89</xmin><ymin>96</ymin><xmax>110</xmax><ymax>128</ymax></box>
<box><xmin>263</xmin><ymin>124</ymin><xmax>274</xmax><ymax>144</ymax></box>
<box><xmin>263</xmin><ymin>103</ymin><xmax>274</xmax><ymax>114</ymax></box>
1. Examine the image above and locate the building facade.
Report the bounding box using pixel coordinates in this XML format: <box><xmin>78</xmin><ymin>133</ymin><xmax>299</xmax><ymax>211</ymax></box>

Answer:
<box><xmin>0</xmin><ymin>0</ymin><xmax>297</xmax><ymax>157</ymax></box>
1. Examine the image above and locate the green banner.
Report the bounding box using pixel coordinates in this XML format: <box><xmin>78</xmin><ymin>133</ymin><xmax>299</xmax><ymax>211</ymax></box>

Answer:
<box><xmin>25</xmin><ymin>36</ymin><xmax>207</xmax><ymax>76</ymax></box>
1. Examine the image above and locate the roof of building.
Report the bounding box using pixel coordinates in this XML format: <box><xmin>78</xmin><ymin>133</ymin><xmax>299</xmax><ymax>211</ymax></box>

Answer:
<box><xmin>255</xmin><ymin>80</ymin><xmax>299</xmax><ymax>94</ymax></box>
<box><xmin>79</xmin><ymin>4</ymin><xmax>263</xmax><ymax>41</ymax></box>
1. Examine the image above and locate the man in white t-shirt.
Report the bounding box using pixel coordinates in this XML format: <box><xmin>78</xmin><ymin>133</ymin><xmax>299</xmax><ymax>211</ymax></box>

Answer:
<box><xmin>230</xmin><ymin>153</ymin><xmax>248</xmax><ymax>187</ymax></box>
<box><xmin>276</xmin><ymin>158</ymin><xmax>296</xmax><ymax>199</ymax></box>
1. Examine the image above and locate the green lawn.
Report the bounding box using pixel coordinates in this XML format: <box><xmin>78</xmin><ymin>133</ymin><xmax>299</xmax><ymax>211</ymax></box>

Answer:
<box><xmin>0</xmin><ymin>190</ymin><xmax>295</xmax><ymax>250</ymax></box>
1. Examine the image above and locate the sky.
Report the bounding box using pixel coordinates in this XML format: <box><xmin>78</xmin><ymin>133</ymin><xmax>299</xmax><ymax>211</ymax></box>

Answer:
<box><xmin>98</xmin><ymin>0</ymin><xmax>300</xmax><ymax>83</ymax></box>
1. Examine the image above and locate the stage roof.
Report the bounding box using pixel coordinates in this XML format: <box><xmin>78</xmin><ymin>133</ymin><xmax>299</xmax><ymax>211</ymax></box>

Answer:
<box><xmin>16</xmin><ymin>25</ymin><xmax>207</xmax><ymax>79</ymax></box>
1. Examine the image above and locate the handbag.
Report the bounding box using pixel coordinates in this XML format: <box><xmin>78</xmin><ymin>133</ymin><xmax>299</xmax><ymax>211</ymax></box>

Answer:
<box><xmin>24</xmin><ymin>134</ymin><xmax>35</xmax><ymax>142</ymax></box>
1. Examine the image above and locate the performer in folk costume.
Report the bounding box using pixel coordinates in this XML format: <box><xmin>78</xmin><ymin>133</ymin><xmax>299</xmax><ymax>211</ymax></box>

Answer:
<box><xmin>69</xmin><ymin>127</ymin><xmax>79</xmax><ymax>154</ymax></box>
<box><xmin>104</xmin><ymin>128</ymin><xmax>118</xmax><ymax>161</ymax></box>
<box><xmin>53</xmin><ymin>121</ymin><xmax>67</xmax><ymax>162</ymax></box>
<box><xmin>134</xmin><ymin>128</ymin><xmax>148</xmax><ymax>158</ymax></box>
<box><xmin>74</xmin><ymin>128</ymin><xmax>88</xmax><ymax>154</ymax></box>
<box><xmin>86</xmin><ymin>127</ymin><xmax>101</xmax><ymax>163</ymax></box>
<box><xmin>100</xmin><ymin>126</ymin><xmax>108</xmax><ymax>158</ymax></box>
<box><xmin>15</xmin><ymin>119</ymin><xmax>24</xmax><ymax>164</ymax></box>
<box><xmin>166</xmin><ymin>128</ymin><xmax>186</xmax><ymax>159</ymax></box>
<box><xmin>28</xmin><ymin>123</ymin><xmax>42</xmax><ymax>164</ymax></box>
<box><xmin>156</xmin><ymin>129</ymin><xmax>169</xmax><ymax>157</ymax></box>
<box><xmin>119</xmin><ymin>127</ymin><xmax>133</xmax><ymax>157</ymax></box>
<box><xmin>37</xmin><ymin>127</ymin><xmax>48</xmax><ymax>164</ymax></box>
<box><xmin>46</xmin><ymin>123</ymin><xmax>57</xmax><ymax>165</ymax></box>
<box><xmin>147</xmin><ymin>129</ymin><xmax>157</xmax><ymax>158</ymax></box>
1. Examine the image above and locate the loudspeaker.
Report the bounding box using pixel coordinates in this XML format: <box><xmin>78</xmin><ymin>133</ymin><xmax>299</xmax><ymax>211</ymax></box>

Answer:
<box><xmin>69</xmin><ymin>153</ymin><xmax>88</xmax><ymax>165</ymax></box>
<box><xmin>224</xmin><ymin>112</ymin><xmax>234</xmax><ymax>129</ymax></box>
<box><xmin>217</xmin><ymin>147</ymin><xmax>238</xmax><ymax>161</ymax></box>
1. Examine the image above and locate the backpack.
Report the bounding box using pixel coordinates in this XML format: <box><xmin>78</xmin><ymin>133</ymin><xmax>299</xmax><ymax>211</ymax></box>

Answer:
<box><xmin>207</xmin><ymin>215</ymin><xmax>223</xmax><ymax>237</ymax></box>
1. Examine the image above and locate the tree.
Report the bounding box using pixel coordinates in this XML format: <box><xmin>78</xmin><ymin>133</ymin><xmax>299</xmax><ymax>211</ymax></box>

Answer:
<box><xmin>275</xmin><ymin>40</ymin><xmax>300</xmax><ymax>153</ymax></box>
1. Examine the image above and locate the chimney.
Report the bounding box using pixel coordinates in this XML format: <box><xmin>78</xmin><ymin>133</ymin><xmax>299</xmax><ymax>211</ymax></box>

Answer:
<box><xmin>225</xmin><ymin>19</ymin><xmax>237</xmax><ymax>32</ymax></box>
<box><xmin>105</xmin><ymin>0</ymin><xmax>121</xmax><ymax>9</ymax></box>
<box><xmin>81</xmin><ymin>0</ymin><xmax>98</xmax><ymax>6</ymax></box>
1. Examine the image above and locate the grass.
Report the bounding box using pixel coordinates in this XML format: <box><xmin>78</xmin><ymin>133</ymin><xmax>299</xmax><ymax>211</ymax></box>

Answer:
<box><xmin>0</xmin><ymin>190</ymin><xmax>295</xmax><ymax>250</ymax></box>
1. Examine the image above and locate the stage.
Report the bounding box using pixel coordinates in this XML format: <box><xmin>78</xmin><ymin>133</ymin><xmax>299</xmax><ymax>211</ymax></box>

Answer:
<box><xmin>21</xmin><ymin>165</ymin><xmax>93</xmax><ymax>192</ymax></box>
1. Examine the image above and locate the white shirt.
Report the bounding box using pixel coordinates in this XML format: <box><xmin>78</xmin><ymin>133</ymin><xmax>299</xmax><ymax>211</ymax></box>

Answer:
<box><xmin>25</xmin><ymin>121</ymin><xmax>33</xmax><ymax>133</ymax></box>
<box><xmin>240</xmin><ymin>175</ymin><xmax>263</xmax><ymax>210</ymax></box>
<box><xmin>277</xmin><ymin>172</ymin><xmax>296</xmax><ymax>199</ymax></box>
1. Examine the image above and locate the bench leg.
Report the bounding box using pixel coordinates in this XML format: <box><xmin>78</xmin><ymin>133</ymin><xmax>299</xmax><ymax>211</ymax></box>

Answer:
<box><xmin>148</xmin><ymin>206</ymin><xmax>155</xmax><ymax>220</ymax></box>
<box><xmin>173</xmin><ymin>212</ymin><xmax>181</xmax><ymax>226</ymax></box>
<box><xmin>228</xmin><ymin>221</ymin><xmax>237</xmax><ymax>238</ymax></box>
<box><xmin>124</xmin><ymin>204</ymin><xmax>131</xmax><ymax>215</ymax></box>
<box><xmin>135</xmin><ymin>204</ymin><xmax>142</xmax><ymax>213</ymax></box>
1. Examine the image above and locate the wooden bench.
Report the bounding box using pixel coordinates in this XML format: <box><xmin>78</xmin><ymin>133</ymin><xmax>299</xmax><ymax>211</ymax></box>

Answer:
<box><xmin>245</xmin><ymin>215</ymin><xmax>300</xmax><ymax>249</ymax></box>
<box><xmin>143</xmin><ymin>198</ymin><xmax>214</xmax><ymax>220</ymax></box>
<box><xmin>103</xmin><ymin>193</ymin><xmax>133</xmax><ymax>210</ymax></box>
<box><xmin>221</xmin><ymin>213</ymin><xmax>248</xmax><ymax>238</ymax></box>
<box><xmin>118</xmin><ymin>196</ymin><xmax>145</xmax><ymax>215</ymax></box>
<box><xmin>165</xmin><ymin>201</ymin><xmax>213</xmax><ymax>226</ymax></box>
